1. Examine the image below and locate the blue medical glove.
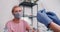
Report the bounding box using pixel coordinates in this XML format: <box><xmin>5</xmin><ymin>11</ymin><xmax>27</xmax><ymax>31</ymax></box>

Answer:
<box><xmin>37</xmin><ymin>9</ymin><xmax>52</xmax><ymax>27</ymax></box>
<box><xmin>46</xmin><ymin>12</ymin><xmax>60</xmax><ymax>25</ymax></box>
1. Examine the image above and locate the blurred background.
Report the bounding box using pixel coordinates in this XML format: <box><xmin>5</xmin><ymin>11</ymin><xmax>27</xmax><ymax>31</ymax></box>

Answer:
<box><xmin>0</xmin><ymin>0</ymin><xmax>60</xmax><ymax>32</ymax></box>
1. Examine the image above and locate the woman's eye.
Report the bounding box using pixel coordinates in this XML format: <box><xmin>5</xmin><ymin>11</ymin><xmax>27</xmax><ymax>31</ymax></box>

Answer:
<box><xmin>15</xmin><ymin>11</ymin><xmax>18</xmax><ymax>12</ymax></box>
<box><xmin>19</xmin><ymin>10</ymin><xmax>21</xmax><ymax>12</ymax></box>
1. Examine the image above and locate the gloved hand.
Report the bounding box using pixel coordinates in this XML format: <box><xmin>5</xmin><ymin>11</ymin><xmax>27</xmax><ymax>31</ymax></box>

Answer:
<box><xmin>37</xmin><ymin>9</ymin><xmax>52</xmax><ymax>27</ymax></box>
<box><xmin>46</xmin><ymin>12</ymin><xmax>60</xmax><ymax>25</ymax></box>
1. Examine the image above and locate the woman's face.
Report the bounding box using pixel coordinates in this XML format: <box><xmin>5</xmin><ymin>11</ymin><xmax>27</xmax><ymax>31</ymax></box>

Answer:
<box><xmin>12</xmin><ymin>7</ymin><xmax>22</xmax><ymax>19</ymax></box>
